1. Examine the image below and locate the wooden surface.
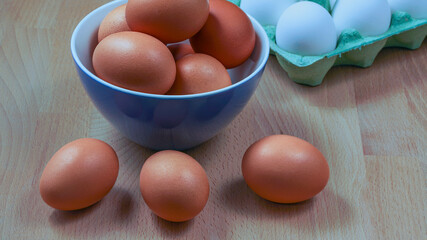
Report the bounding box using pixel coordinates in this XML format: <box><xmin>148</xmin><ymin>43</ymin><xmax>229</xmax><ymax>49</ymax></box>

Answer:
<box><xmin>0</xmin><ymin>0</ymin><xmax>426</xmax><ymax>239</ymax></box>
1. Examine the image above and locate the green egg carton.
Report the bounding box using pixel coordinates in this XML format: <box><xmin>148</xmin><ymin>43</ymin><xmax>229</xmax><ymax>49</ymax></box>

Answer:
<box><xmin>231</xmin><ymin>0</ymin><xmax>427</xmax><ymax>86</ymax></box>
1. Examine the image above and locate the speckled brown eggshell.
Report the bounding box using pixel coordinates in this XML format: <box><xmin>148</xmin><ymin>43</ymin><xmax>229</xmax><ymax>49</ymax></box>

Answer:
<box><xmin>167</xmin><ymin>43</ymin><xmax>195</xmax><ymax>61</ymax></box>
<box><xmin>92</xmin><ymin>31</ymin><xmax>176</xmax><ymax>94</ymax></box>
<box><xmin>167</xmin><ymin>53</ymin><xmax>231</xmax><ymax>95</ymax></box>
<box><xmin>39</xmin><ymin>138</ymin><xmax>119</xmax><ymax>211</ymax></box>
<box><xmin>190</xmin><ymin>0</ymin><xmax>256</xmax><ymax>68</ymax></box>
<box><xmin>139</xmin><ymin>150</ymin><xmax>209</xmax><ymax>222</ymax></box>
<box><xmin>242</xmin><ymin>135</ymin><xmax>330</xmax><ymax>204</ymax></box>
<box><xmin>97</xmin><ymin>4</ymin><xmax>130</xmax><ymax>42</ymax></box>
<box><xmin>126</xmin><ymin>0</ymin><xmax>210</xmax><ymax>43</ymax></box>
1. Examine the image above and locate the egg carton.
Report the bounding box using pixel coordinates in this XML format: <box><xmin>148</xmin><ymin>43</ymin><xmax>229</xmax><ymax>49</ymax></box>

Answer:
<box><xmin>231</xmin><ymin>0</ymin><xmax>427</xmax><ymax>86</ymax></box>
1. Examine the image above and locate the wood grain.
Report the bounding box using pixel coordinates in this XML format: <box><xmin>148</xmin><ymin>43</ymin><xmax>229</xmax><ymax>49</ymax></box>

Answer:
<box><xmin>0</xmin><ymin>0</ymin><xmax>426</xmax><ymax>239</ymax></box>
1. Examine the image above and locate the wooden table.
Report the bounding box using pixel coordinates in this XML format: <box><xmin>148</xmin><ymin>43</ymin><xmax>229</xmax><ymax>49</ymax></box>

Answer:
<box><xmin>1</xmin><ymin>0</ymin><xmax>426</xmax><ymax>239</ymax></box>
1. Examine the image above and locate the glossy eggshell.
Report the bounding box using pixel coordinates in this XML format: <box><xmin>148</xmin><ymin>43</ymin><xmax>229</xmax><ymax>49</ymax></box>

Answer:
<box><xmin>167</xmin><ymin>53</ymin><xmax>231</xmax><ymax>95</ymax></box>
<box><xmin>97</xmin><ymin>4</ymin><xmax>130</xmax><ymax>42</ymax></box>
<box><xmin>275</xmin><ymin>1</ymin><xmax>337</xmax><ymax>56</ymax></box>
<box><xmin>92</xmin><ymin>31</ymin><xmax>176</xmax><ymax>94</ymax></box>
<box><xmin>190</xmin><ymin>0</ymin><xmax>256</xmax><ymax>68</ymax></box>
<box><xmin>139</xmin><ymin>150</ymin><xmax>209</xmax><ymax>222</ymax></box>
<box><xmin>242</xmin><ymin>135</ymin><xmax>330</xmax><ymax>204</ymax></box>
<box><xmin>332</xmin><ymin>0</ymin><xmax>391</xmax><ymax>37</ymax></box>
<box><xmin>126</xmin><ymin>0</ymin><xmax>209</xmax><ymax>43</ymax></box>
<box><xmin>167</xmin><ymin>43</ymin><xmax>195</xmax><ymax>61</ymax></box>
<box><xmin>39</xmin><ymin>138</ymin><xmax>119</xmax><ymax>211</ymax></box>
<box><xmin>240</xmin><ymin>0</ymin><xmax>297</xmax><ymax>26</ymax></box>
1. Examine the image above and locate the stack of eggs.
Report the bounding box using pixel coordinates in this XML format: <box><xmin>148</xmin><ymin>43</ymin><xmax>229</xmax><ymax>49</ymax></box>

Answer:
<box><xmin>93</xmin><ymin>0</ymin><xmax>256</xmax><ymax>95</ymax></box>
<box><xmin>241</xmin><ymin>0</ymin><xmax>427</xmax><ymax>56</ymax></box>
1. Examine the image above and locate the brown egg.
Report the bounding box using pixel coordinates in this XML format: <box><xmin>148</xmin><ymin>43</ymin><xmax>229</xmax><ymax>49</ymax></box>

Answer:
<box><xmin>167</xmin><ymin>53</ymin><xmax>231</xmax><ymax>95</ymax></box>
<box><xmin>92</xmin><ymin>31</ymin><xmax>176</xmax><ymax>94</ymax></box>
<box><xmin>190</xmin><ymin>0</ymin><xmax>256</xmax><ymax>68</ymax></box>
<box><xmin>97</xmin><ymin>4</ymin><xmax>130</xmax><ymax>42</ymax></box>
<box><xmin>126</xmin><ymin>0</ymin><xmax>209</xmax><ymax>43</ymax></box>
<box><xmin>242</xmin><ymin>135</ymin><xmax>330</xmax><ymax>204</ymax></box>
<box><xmin>139</xmin><ymin>150</ymin><xmax>209</xmax><ymax>222</ymax></box>
<box><xmin>39</xmin><ymin>138</ymin><xmax>119</xmax><ymax>211</ymax></box>
<box><xmin>167</xmin><ymin>43</ymin><xmax>195</xmax><ymax>61</ymax></box>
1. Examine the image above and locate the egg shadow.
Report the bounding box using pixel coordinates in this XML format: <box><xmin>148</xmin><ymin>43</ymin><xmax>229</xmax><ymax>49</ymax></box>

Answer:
<box><xmin>108</xmin><ymin>187</ymin><xmax>136</xmax><ymax>224</ymax></box>
<box><xmin>221</xmin><ymin>178</ymin><xmax>352</xmax><ymax>230</ymax></box>
<box><xmin>48</xmin><ymin>201</ymin><xmax>101</xmax><ymax>226</ymax></box>
<box><xmin>221</xmin><ymin>178</ymin><xmax>314</xmax><ymax>216</ymax></box>
<box><xmin>151</xmin><ymin>213</ymin><xmax>194</xmax><ymax>237</ymax></box>
<box><xmin>48</xmin><ymin>187</ymin><xmax>135</xmax><ymax>226</ymax></box>
<box><xmin>48</xmin><ymin>187</ymin><xmax>138</xmax><ymax>237</ymax></box>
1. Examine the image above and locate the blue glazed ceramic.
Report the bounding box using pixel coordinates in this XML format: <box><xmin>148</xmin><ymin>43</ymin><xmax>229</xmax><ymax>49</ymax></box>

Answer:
<box><xmin>70</xmin><ymin>0</ymin><xmax>270</xmax><ymax>150</ymax></box>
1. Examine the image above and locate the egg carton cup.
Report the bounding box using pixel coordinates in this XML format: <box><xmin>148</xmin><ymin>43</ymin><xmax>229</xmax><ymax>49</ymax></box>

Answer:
<box><xmin>232</xmin><ymin>0</ymin><xmax>427</xmax><ymax>86</ymax></box>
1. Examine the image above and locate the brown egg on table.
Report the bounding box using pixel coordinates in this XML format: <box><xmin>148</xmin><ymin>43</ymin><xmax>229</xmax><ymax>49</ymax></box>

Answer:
<box><xmin>97</xmin><ymin>4</ymin><xmax>130</xmax><ymax>42</ymax></box>
<box><xmin>39</xmin><ymin>138</ymin><xmax>119</xmax><ymax>211</ymax></box>
<box><xmin>139</xmin><ymin>150</ymin><xmax>209</xmax><ymax>222</ymax></box>
<box><xmin>167</xmin><ymin>53</ymin><xmax>232</xmax><ymax>95</ymax></box>
<box><xmin>126</xmin><ymin>0</ymin><xmax>209</xmax><ymax>43</ymax></box>
<box><xmin>242</xmin><ymin>135</ymin><xmax>330</xmax><ymax>204</ymax></box>
<box><xmin>92</xmin><ymin>31</ymin><xmax>176</xmax><ymax>94</ymax></box>
<box><xmin>167</xmin><ymin>43</ymin><xmax>195</xmax><ymax>61</ymax></box>
<box><xmin>190</xmin><ymin>0</ymin><xmax>256</xmax><ymax>68</ymax></box>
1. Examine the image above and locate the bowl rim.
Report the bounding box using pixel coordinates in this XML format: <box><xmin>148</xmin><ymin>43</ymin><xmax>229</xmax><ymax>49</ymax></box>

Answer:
<box><xmin>70</xmin><ymin>0</ymin><xmax>270</xmax><ymax>100</ymax></box>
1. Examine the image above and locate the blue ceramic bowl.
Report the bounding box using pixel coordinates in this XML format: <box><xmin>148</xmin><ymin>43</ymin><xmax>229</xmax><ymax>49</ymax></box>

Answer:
<box><xmin>70</xmin><ymin>0</ymin><xmax>270</xmax><ymax>150</ymax></box>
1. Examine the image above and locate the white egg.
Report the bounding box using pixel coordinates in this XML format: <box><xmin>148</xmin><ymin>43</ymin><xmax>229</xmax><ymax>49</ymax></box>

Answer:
<box><xmin>387</xmin><ymin>0</ymin><xmax>427</xmax><ymax>19</ymax></box>
<box><xmin>332</xmin><ymin>0</ymin><xmax>391</xmax><ymax>37</ymax></box>
<box><xmin>276</xmin><ymin>1</ymin><xmax>337</xmax><ymax>56</ymax></box>
<box><xmin>240</xmin><ymin>0</ymin><xmax>297</xmax><ymax>26</ymax></box>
